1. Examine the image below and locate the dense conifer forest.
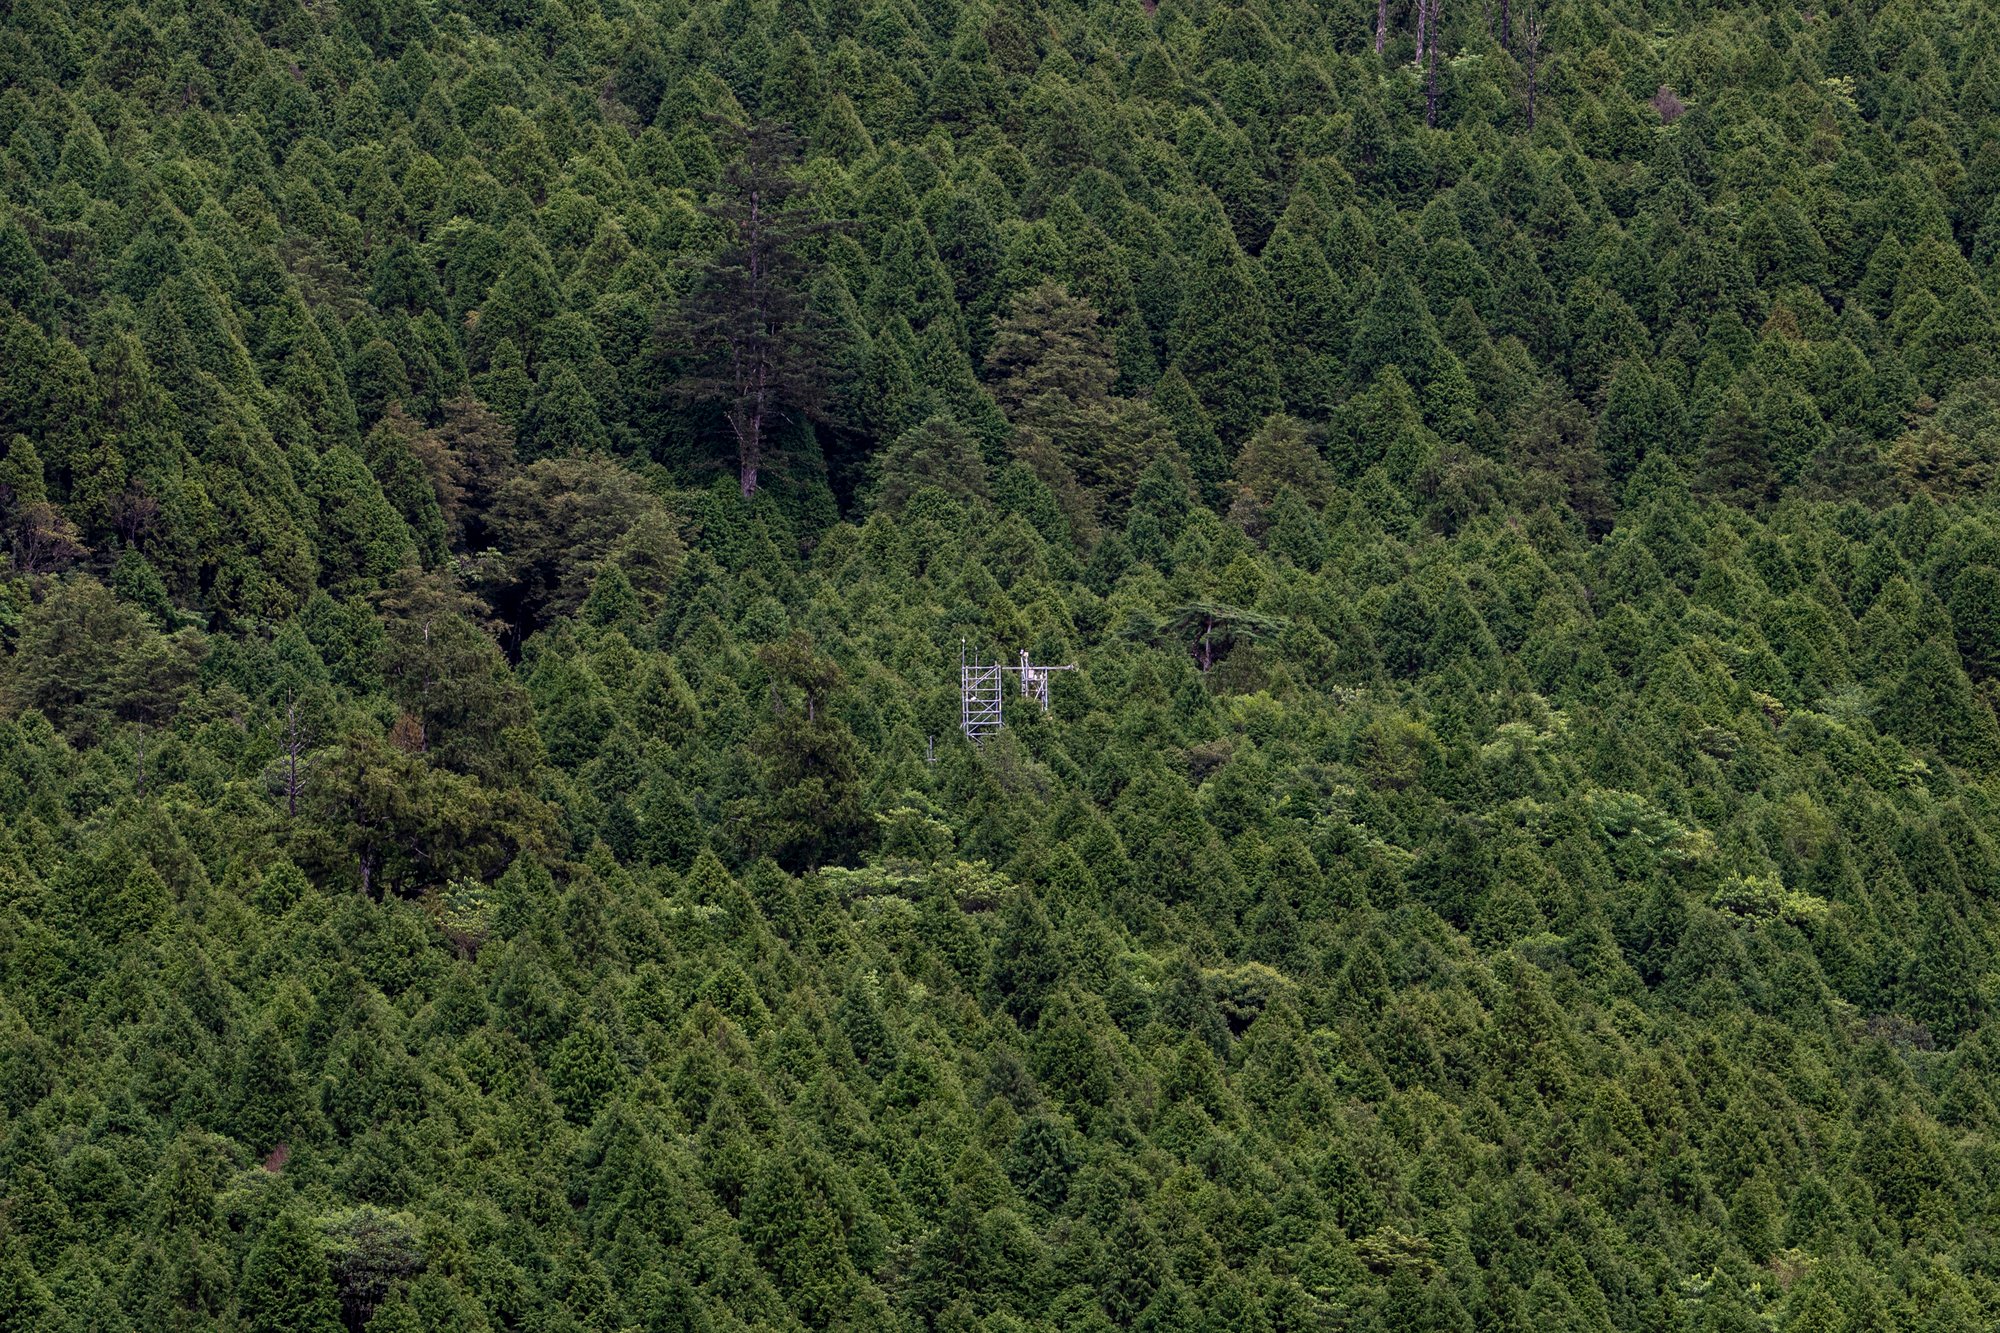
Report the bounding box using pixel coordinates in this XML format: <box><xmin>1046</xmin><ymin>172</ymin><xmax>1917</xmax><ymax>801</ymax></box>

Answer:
<box><xmin>7</xmin><ymin>0</ymin><xmax>2000</xmax><ymax>1326</ymax></box>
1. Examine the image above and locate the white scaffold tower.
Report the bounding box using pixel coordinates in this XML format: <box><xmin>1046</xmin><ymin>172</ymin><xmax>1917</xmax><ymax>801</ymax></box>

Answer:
<box><xmin>960</xmin><ymin>639</ymin><xmax>1075</xmax><ymax>742</ymax></box>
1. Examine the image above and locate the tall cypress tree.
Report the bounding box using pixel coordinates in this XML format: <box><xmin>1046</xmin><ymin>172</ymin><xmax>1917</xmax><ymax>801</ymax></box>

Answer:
<box><xmin>666</xmin><ymin>120</ymin><xmax>838</xmax><ymax>496</ymax></box>
<box><xmin>1599</xmin><ymin>359</ymin><xmax>1688</xmax><ymax>490</ymax></box>
<box><xmin>1696</xmin><ymin>388</ymin><xmax>1776</xmax><ymax>508</ymax></box>
<box><xmin>740</xmin><ymin>1141</ymin><xmax>860</xmax><ymax>1324</ymax></box>
<box><xmin>1152</xmin><ymin>365</ymin><xmax>1228</xmax><ymax>507</ymax></box>
<box><xmin>306</xmin><ymin>446</ymin><xmax>418</xmax><ymax>595</ymax></box>
<box><xmin>1167</xmin><ymin>226</ymin><xmax>1280</xmax><ymax>446</ymax></box>
<box><xmin>1350</xmin><ymin>264</ymin><xmax>1448</xmax><ymax>390</ymax></box>
<box><xmin>238</xmin><ymin>1211</ymin><xmax>343</xmax><ymax>1333</ymax></box>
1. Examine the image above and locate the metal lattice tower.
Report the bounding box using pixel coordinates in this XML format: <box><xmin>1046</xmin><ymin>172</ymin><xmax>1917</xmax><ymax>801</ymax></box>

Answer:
<box><xmin>960</xmin><ymin>648</ymin><xmax>1004</xmax><ymax>742</ymax></box>
<box><xmin>960</xmin><ymin>639</ymin><xmax>1074</xmax><ymax>742</ymax></box>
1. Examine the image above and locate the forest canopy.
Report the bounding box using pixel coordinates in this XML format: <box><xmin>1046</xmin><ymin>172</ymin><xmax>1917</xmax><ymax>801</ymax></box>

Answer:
<box><xmin>6</xmin><ymin>0</ymin><xmax>2000</xmax><ymax>1329</ymax></box>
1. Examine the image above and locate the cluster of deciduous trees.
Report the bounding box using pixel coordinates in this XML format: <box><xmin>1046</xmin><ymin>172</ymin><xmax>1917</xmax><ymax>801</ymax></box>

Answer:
<box><xmin>7</xmin><ymin>0</ymin><xmax>2000</xmax><ymax>1327</ymax></box>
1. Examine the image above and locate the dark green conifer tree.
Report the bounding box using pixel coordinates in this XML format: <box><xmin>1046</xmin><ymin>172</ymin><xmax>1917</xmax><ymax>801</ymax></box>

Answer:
<box><xmin>1167</xmin><ymin>227</ymin><xmax>1280</xmax><ymax>445</ymax></box>
<box><xmin>238</xmin><ymin>1212</ymin><xmax>343</xmax><ymax>1333</ymax></box>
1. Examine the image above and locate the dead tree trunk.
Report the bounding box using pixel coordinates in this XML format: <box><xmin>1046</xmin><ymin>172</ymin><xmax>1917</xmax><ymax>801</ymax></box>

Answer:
<box><xmin>281</xmin><ymin>693</ymin><xmax>308</xmax><ymax>816</ymax></box>
<box><xmin>1524</xmin><ymin>1</ymin><xmax>1544</xmax><ymax>129</ymax></box>
<box><xmin>1422</xmin><ymin>0</ymin><xmax>1444</xmax><ymax>126</ymax></box>
<box><xmin>1376</xmin><ymin>0</ymin><xmax>1387</xmax><ymax>55</ymax></box>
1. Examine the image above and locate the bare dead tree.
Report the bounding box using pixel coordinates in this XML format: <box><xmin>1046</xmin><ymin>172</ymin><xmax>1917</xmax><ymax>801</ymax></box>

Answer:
<box><xmin>1376</xmin><ymin>0</ymin><xmax>1388</xmax><ymax>55</ymax></box>
<box><xmin>1524</xmin><ymin>1</ymin><xmax>1545</xmax><ymax>130</ymax></box>
<box><xmin>1499</xmin><ymin>0</ymin><xmax>1511</xmax><ymax>51</ymax></box>
<box><xmin>274</xmin><ymin>691</ymin><xmax>315</xmax><ymax>817</ymax></box>
<box><xmin>1414</xmin><ymin>0</ymin><xmax>1429</xmax><ymax>65</ymax></box>
<box><xmin>1422</xmin><ymin>0</ymin><xmax>1445</xmax><ymax>126</ymax></box>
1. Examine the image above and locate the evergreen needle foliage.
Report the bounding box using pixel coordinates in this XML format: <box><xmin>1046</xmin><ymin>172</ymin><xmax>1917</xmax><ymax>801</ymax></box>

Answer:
<box><xmin>4</xmin><ymin>0</ymin><xmax>2000</xmax><ymax>1329</ymax></box>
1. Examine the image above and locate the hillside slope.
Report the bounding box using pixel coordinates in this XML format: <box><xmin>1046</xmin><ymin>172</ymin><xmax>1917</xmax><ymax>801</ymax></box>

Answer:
<box><xmin>6</xmin><ymin>0</ymin><xmax>2000</xmax><ymax>1328</ymax></box>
